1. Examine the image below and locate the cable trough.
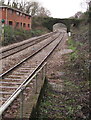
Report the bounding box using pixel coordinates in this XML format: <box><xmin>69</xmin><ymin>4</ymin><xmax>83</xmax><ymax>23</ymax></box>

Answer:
<box><xmin>0</xmin><ymin>31</ymin><xmax>64</xmax><ymax>119</ymax></box>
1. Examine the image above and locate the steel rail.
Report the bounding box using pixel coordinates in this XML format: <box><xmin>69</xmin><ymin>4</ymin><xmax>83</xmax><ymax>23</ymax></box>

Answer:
<box><xmin>0</xmin><ymin>62</ymin><xmax>47</xmax><ymax>117</ymax></box>
<box><xmin>0</xmin><ymin>32</ymin><xmax>61</xmax><ymax>78</ymax></box>
<box><xmin>0</xmin><ymin>32</ymin><xmax>54</xmax><ymax>53</ymax></box>
<box><xmin>0</xmin><ymin>32</ymin><xmax>64</xmax><ymax>116</ymax></box>
<box><xmin>0</xmin><ymin>32</ymin><xmax>56</xmax><ymax>59</ymax></box>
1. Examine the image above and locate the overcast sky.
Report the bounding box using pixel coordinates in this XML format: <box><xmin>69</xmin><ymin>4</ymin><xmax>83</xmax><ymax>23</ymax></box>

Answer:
<box><xmin>35</xmin><ymin>0</ymin><xmax>87</xmax><ymax>18</ymax></box>
<box><xmin>5</xmin><ymin>0</ymin><xmax>88</xmax><ymax>18</ymax></box>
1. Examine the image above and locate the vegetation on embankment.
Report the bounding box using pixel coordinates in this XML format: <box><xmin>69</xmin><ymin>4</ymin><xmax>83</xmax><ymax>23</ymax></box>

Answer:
<box><xmin>62</xmin><ymin>27</ymin><xmax>89</xmax><ymax>119</ymax></box>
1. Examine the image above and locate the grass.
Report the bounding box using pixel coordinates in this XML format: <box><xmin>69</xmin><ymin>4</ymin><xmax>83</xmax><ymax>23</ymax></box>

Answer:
<box><xmin>67</xmin><ymin>37</ymin><xmax>76</xmax><ymax>50</ymax></box>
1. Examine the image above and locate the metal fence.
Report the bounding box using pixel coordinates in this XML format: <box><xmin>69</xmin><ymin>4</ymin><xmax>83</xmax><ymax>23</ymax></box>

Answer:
<box><xmin>0</xmin><ymin>62</ymin><xmax>47</xmax><ymax>119</ymax></box>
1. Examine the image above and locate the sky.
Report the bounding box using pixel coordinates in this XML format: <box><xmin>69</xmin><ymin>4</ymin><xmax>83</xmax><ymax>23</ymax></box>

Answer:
<box><xmin>5</xmin><ymin>0</ymin><xmax>88</xmax><ymax>18</ymax></box>
<box><xmin>35</xmin><ymin>0</ymin><xmax>87</xmax><ymax>18</ymax></box>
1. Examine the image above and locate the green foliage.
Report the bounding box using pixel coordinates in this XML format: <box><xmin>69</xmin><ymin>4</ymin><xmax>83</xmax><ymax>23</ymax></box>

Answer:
<box><xmin>67</xmin><ymin>38</ymin><xmax>76</xmax><ymax>50</ymax></box>
<box><xmin>70</xmin><ymin>51</ymin><xmax>78</xmax><ymax>61</ymax></box>
<box><xmin>73</xmin><ymin>19</ymin><xmax>82</xmax><ymax>28</ymax></box>
<box><xmin>68</xmin><ymin>35</ymin><xmax>88</xmax><ymax>81</ymax></box>
<box><xmin>31</xmin><ymin>29</ymin><xmax>44</xmax><ymax>37</ymax></box>
<box><xmin>84</xmin><ymin>10</ymin><xmax>91</xmax><ymax>23</ymax></box>
<box><xmin>67</xmin><ymin>37</ymin><xmax>85</xmax><ymax>62</ymax></box>
<box><xmin>67</xmin><ymin>37</ymin><xmax>78</xmax><ymax>61</ymax></box>
<box><xmin>1</xmin><ymin>25</ymin><xmax>46</xmax><ymax>46</ymax></box>
<box><xmin>32</xmin><ymin>17</ymin><xmax>43</xmax><ymax>28</ymax></box>
<box><xmin>2</xmin><ymin>25</ymin><xmax>31</xmax><ymax>46</ymax></box>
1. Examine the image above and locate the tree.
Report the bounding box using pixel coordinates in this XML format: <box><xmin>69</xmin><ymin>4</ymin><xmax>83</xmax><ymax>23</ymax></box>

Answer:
<box><xmin>0</xmin><ymin>0</ymin><xmax>51</xmax><ymax>17</ymax></box>
<box><xmin>25</xmin><ymin>1</ymin><xmax>51</xmax><ymax>17</ymax></box>
<box><xmin>18</xmin><ymin>1</ymin><xmax>27</xmax><ymax>12</ymax></box>
<box><xmin>7</xmin><ymin>0</ymin><xmax>12</xmax><ymax>6</ymax></box>
<box><xmin>12</xmin><ymin>2</ymin><xmax>18</xmax><ymax>8</ymax></box>
<box><xmin>37</xmin><ymin>7</ymin><xmax>51</xmax><ymax>17</ymax></box>
<box><xmin>74</xmin><ymin>11</ymin><xmax>83</xmax><ymax>18</ymax></box>
<box><xmin>29</xmin><ymin>2</ymin><xmax>39</xmax><ymax>16</ymax></box>
<box><xmin>81</xmin><ymin>0</ymin><xmax>90</xmax><ymax>10</ymax></box>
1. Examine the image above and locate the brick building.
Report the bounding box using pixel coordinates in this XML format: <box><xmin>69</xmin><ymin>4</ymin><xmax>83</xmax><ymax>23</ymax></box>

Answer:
<box><xmin>0</xmin><ymin>6</ymin><xmax>32</xmax><ymax>30</ymax></box>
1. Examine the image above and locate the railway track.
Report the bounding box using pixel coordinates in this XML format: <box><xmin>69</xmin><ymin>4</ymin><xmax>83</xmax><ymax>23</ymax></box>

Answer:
<box><xmin>0</xmin><ymin>32</ymin><xmax>56</xmax><ymax>60</ymax></box>
<box><xmin>1</xmin><ymin>32</ymin><xmax>59</xmax><ymax>74</ymax></box>
<box><xmin>0</xmin><ymin>31</ymin><xmax>64</xmax><ymax>118</ymax></box>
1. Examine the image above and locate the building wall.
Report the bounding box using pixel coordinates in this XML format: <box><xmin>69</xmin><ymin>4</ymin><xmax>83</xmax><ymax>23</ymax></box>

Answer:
<box><xmin>0</xmin><ymin>8</ymin><xmax>6</xmax><ymax>20</ymax></box>
<box><xmin>0</xmin><ymin>7</ymin><xmax>31</xmax><ymax>30</ymax></box>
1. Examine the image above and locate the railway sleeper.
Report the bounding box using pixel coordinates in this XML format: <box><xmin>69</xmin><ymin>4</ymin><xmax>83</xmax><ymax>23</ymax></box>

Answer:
<box><xmin>0</xmin><ymin>91</ymin><xmax>12</xmax><ymax>94</ymax></box>
<box><xmin>0</xmin><ymin>81</ymin><xmax>21</xmax><ymax>85</ymax></box>
<box><xmin>3</xmin><ymin>78</ymin><xmax>23</xmax><ymax>81</ymax></box>
<box><xmin>0</xmin><ymin>86</ymin><xmax>18</xmax><ymax>89</ymax></box>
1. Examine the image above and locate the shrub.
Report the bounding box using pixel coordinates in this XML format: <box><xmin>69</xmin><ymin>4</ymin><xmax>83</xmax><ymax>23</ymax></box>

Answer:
<box><xmin>1</xmin><ymin>25</ymin><xmax>46</xmax><ymax>46</ymax></box>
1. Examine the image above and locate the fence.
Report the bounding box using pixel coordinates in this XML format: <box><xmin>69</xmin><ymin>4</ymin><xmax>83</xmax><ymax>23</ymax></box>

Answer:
<box><xmin>0</xmin><ymin>62</ymin><xmax>47</xmax><ymax>119</ymax></box>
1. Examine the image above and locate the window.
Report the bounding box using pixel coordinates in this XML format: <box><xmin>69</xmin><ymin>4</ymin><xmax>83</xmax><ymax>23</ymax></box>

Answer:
<box><xmin>28</xmin><ymin>24</ymin><xmax>30</xmax><ymax>28</ymax></box>
<box><xmin>2</xmin><ymin>8</ymin><xmax>5</xmax><ymax>11</ymax></box>
<box><xmin>16</xmin><ymin>12</ymin><xmax>20</xmax><ymax>16</ymax></box>
<box><xmin>9</xmin><ymin>21</ymin><xmax>13</xmax><ymax>26</ymax></box>
<box><xmin>9</xmin><ymin>10</ymin><xmax>13</xmax><ymax>14</ymax></box>
<box><xmin>16</xmin><ymin>22</ymin><xmax>19</xmax><ymax>27</ymax></box>
<box><xmin>21</xmin><ymin>23</ymin><xmax>22</xmax><ymax>27</ymax></box>
<box><xmin>23</xmin><ymin>23</ymin><xmax>26</xmax><ymax>27</ymax></box>
<box><xmin>28</xmin><ymin>16</ymin><xmax>30</xmax><ymax>19</ymax></box>
<box><xmin>20</xmin><ymin>13</ymin><xmax>22</xmax><ymax>16</ymax></box>
<box><xmin>23</xmin><ymin>14</ymin><xmax>26</xmax><ymax>18</ymax></box>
